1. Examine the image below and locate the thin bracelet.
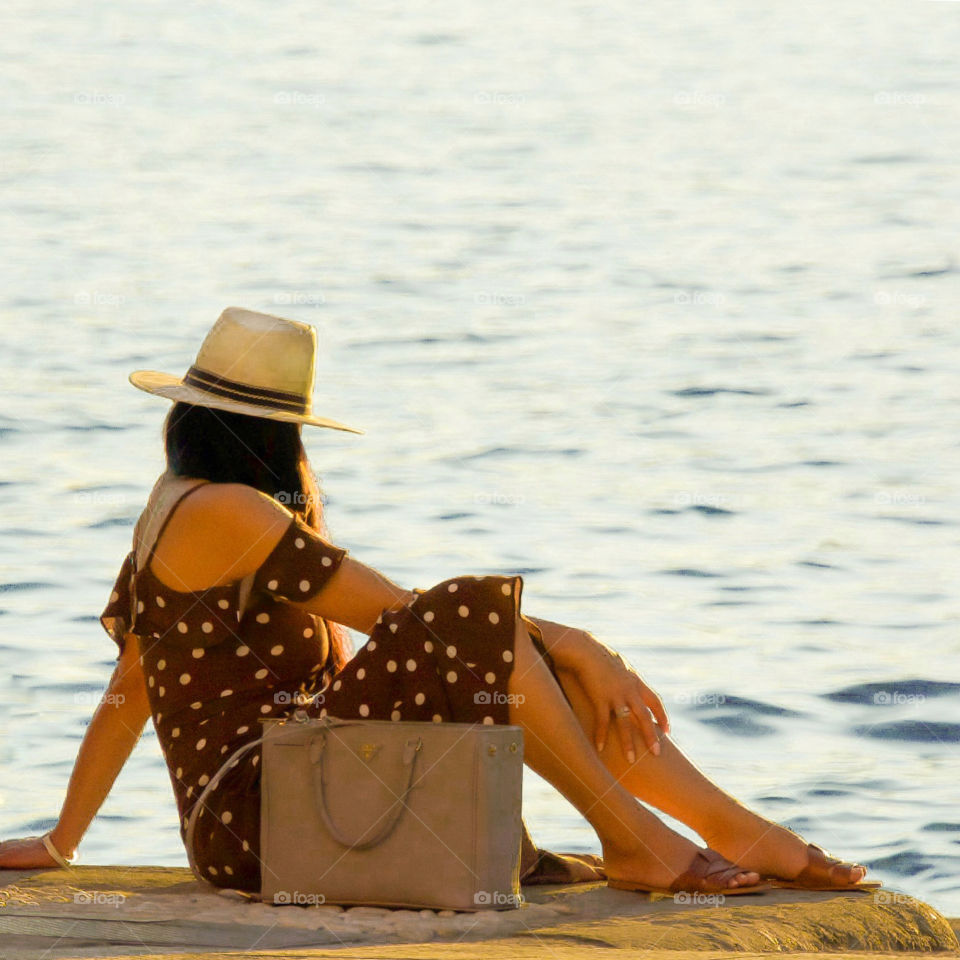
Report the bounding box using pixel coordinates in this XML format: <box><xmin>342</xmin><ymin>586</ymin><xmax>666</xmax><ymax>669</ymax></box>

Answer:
<box><xmin>41</xmin><ymin>830</ymin><xmax>76</xmax><ymax>868</ymax></box>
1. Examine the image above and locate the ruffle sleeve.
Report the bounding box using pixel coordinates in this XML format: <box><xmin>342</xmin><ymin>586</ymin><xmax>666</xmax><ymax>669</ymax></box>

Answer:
<box><xmin>99</xmin><ymin>550</ymin><xmax>136</xmax><ymax>659</ymax></box>
<box><xmin>253</xmin><ymin>515</ymin><xmax>349</xmax><ymax>605</ymax></box>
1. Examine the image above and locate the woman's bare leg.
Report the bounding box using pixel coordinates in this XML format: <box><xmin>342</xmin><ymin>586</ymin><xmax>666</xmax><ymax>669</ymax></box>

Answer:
<box><xmin>552</xmin><ymin>669</ymin><xmax>868</xmax><ymax>883</ymax></box>
<box><xmin>505</xmin><ymin>616</ymin><xmax>760</xmax><ymax>890</ymax></box>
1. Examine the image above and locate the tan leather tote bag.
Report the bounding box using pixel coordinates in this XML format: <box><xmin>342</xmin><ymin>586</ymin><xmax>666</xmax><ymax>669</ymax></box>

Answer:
<box><xmin>186</xmin><ymin>711</ymin><xmax>525</xmax><ymax>911</ymax></box>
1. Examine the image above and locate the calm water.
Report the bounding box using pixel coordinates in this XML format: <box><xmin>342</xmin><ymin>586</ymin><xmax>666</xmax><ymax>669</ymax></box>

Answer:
<box><xmin>1</xmin><ymin>0</ymin><xmax>959</xmax><ymax>915</ymax></box>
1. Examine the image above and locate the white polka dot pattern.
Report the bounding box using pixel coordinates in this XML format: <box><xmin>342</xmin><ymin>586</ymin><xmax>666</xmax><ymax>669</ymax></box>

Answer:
<box><xmin>254</xmin><ymin>516</ymin><xmax>348</xmax><ymax>604</ymax></box>
<box><xmin>102</xmin><ymin>531</ymin><xmax>535</xmax><ymax>890</ymax></box>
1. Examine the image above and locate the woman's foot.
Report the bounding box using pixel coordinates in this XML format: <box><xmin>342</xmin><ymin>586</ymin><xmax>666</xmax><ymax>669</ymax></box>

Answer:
<box><xmin>702</xmin><ymin>806</ymin><xmax>868</xmax><ymax>886</ymax></box>
<box><xmin>602</xmin><ymin>824</ymin><xmax>761</xmax><ymax>893</ymax></box>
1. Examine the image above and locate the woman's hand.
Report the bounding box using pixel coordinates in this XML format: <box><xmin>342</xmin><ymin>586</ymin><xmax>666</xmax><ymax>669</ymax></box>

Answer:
<box><xmin>0</xmin><ymin>835</ymin><xmax>63</xmax><ymax>869</ymax></box>
<box><xmin>561</xmin><ymin>634</ymin><xmax>670</xmax><ymax>763</ymax></box>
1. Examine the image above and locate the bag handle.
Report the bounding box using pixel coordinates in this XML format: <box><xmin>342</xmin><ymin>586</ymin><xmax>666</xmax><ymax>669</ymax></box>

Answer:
<box><xmin>183</xmin><ymin>713</ymin><xmax>321</xmax><ymax>882</ymax></box>
<box><xmin>184</xmin><ymin>732</ymin><xmax>265</xmax><ymax>884</ymax></box>
<box><xmin>311</xmin><ymin>728</ymin><xmax>422</xmax><ymax>851</ymax></box>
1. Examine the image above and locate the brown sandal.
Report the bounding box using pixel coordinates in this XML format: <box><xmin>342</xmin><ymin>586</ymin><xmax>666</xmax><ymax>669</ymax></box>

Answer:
<box><xmin>607</xmin><ymin>846</ymin><xmax>771</xmax><ymax>896</ymax></box>
<box><xmin>768</xmin><ymin>842</ymin><xmax>882</xmax><ymax>891</ymax></box>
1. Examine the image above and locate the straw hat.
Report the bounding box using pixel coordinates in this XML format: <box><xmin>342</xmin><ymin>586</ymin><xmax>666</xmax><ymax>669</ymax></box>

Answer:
<box><xmin>129</xmin><ymin>307</ymin><xmax>364</xmax><ymax>434</ymax></box>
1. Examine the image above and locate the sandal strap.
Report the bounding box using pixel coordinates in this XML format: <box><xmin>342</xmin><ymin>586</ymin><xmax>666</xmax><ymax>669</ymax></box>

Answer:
<box><xmin>670</xmin><ymin>847</ymin><xmax>749</xmax><ymax>893</ymax></box>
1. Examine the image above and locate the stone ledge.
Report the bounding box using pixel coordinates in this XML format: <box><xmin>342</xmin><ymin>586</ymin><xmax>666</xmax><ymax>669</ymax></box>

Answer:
<box><xmin>0</xmin><ymin>865</ymin><xmax>955</xmax><ymax>959</ymax></box>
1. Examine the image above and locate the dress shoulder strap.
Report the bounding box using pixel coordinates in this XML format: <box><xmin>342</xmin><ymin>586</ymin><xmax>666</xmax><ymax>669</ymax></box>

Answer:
<box><xmin>138</xmin><ymin>480</ymin><xmax>211</xmax><ymax>571</ymax></box>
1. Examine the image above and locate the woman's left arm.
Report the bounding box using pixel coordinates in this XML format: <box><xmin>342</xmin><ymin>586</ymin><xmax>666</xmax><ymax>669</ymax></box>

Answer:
<box><xmin>524</xmin><ymin>614</ymin><xmax>670</xmax><ymax>760</ymax></box>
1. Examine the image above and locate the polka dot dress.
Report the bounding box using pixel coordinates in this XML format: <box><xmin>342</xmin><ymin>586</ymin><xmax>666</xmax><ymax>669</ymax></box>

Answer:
<box><xmin>101</xmin><ymin>492</ymin><xmax>601</xmax><ymax>893</ymax></box>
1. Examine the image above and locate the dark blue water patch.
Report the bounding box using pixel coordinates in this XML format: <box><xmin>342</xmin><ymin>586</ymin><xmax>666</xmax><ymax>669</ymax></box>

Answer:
<box><xmin>756</xmin><ymin>795</ymin><xmax>797</xmax><ymax>803</ymax></box>
<box><xmin>348</xmin><ymin>332</ymin><xmax>510</xmax><ymax>349</ymax></box>
<box><xmin>670</xmin><ymin>387</ymin><xmax>774</xmax><ymax>398</ymax></box>
<box><xmin>909</xmin><ymin>262</ymin><xmax>955</xmax><ymax>277</ymax></box>
<box><xmin>866</xmin><ymin>850</ymin><xmax>935</xmax><ymax>876</ymax></box>
<box><xmin>781</xmin><ymin>816</ymin><xmax>816</xmax><ymax>834</ymax></box>
<box><xmin>879</xmin><ymin>262</ymin><xmax>955</xmax><ymax>279</ymax></box>
<box><xmin>588</xmin><ymin>526</ymin><xmax>634</xmax><ymax>534</ymax></box>
<box><xmin>692</xmin><ymin>694</ymin><xmax>805</xmax><ymax>718</ymax></box>
<box><xmin>31</xmin><ymin>681</ymin><xmax>104</xmax><ymax>696</ymax></box>
<box><xmin>659</xmin><ymin>568</ymin><xmax>723</xmax><ymax>578</ymax></box>
<box><xmin>698</xmin><ymin>460</ymin><xmax>843</xmax><ymax>474</ymax></box>
<box><xmin>852</xmin><ymin>778</ymin><xmax>900</xmax><ymax>791</ymax></box>
<box><xmin>435</xmin><ymin>512</ymin><xmax>475</xmax><ymax>521</ymax></box>
<box><xmin>873</xmin><ymin>621</ymin><xmax>944</xmax><ymax>631</ymax></box>
<box><xmin>704</xmin><ymin>600</ymin><xmax>756</xmax><ymax>607</ymax></box>
<box><xmin>806</xmin><ymin>788</ymin><xmax>851</xmax><ymax>797</ymax></box>
<box><xmin>922</xmin><ymin>822</ymin><xmax>960</xmax><ymax>833</ymax></box>
<box><xmin>777</xmin><ymin>400</ymin><xmax>812</xmax><ymax>408</ymax></box>
<box><xmin>875</xmin><ymin>514</ymin><xmax>950</xmax><ymax>527</ymax></box>
<box><xmin>63</xmin><ymin>423</ymin><xmax>129</xmax><ymax>432</ymax></box>
<box><xmin>70</xmin><ymin>614</ymin><xmax>101</xmax><ymax>623</ymax></box>
<box><xmin>824</xmin><ymin>679</ymin><xmax>960</xmax><ymax>704</ymax></box>
<box><xmin>786</xmin><ymin>618</ymin><xmax>849</xmax><ymax>627</ymax></box>
<box><xmin>638</xmin><ymin>506</ymin><xmax>734</xmax><ymax>519</ymax></box>
<box><xmin>86</xmin><ymin>516</ymin><xmax>138</xmax><ymax>529</ymax></box>
<box><xmin>720</xmin><ymin>331</ymin><xmax>796</xmax><ymax>342</ymax></box>
<box><xmin>0</xmin><ymin>581</ymin><xmax>57</xmax><ymax>593</ymax></box>
<box><xmin>71</xmin><ymin>483</ymin><xmax>141</xmax><ymax>494</ymax></box>
<box><xmin>697</xmin><ymin>713</ymin><xmax>775</xmax><ymax>736</ymax></box>
<box><xmin>852</xmin><ymin>721</ymin><xmax>960</xmax><ymax>743</ymax></box>
<box><xmin>690</xmin><ymin>504</ymin><xmax>734</xmax><ymax>517</ymax></box>
<box><xmin>449</xmin><ymin>446</ymin><xmax>585</xmax><ymax>462</ymax></box>
<box><xmin>797</xmin><ymin>560</ymin><xmax>841</xmax><ymax>569</ymax></box>
<box><xmin>509</xmin><ymin>567</ymin><xmax>549</xmax><ymax>576</ymax></box>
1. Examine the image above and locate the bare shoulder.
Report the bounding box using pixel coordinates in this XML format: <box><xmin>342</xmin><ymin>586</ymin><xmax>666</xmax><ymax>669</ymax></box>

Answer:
<box><xmin>151</xmin><ymin>482</ymin><xmax>295</xmax><ymax>590</ymax></box>
<box><xmin>189</xmin><ymin>481</ymin><xmax>289</xmax><ymax>516</ymax></box>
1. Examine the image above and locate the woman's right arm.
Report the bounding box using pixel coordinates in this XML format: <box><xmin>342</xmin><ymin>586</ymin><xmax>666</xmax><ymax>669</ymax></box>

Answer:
<box><xmin>0</xmin><ymin>633</ymin><xmax>152</xmax><ymax>868</ymax></box>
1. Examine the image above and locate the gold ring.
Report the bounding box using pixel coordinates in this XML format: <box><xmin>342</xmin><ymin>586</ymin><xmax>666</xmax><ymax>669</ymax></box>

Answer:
<box><xmin>615</xmin><ymin>706</ymin><xmax>631</xmax><ymax>718</ymax></box>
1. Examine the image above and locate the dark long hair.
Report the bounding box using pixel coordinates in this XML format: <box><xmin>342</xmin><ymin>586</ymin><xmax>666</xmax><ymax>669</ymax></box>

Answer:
<box><xmin>163</xmin><ymin>401</ymin><xmax>352</xmax><ymax>677</ymax></box>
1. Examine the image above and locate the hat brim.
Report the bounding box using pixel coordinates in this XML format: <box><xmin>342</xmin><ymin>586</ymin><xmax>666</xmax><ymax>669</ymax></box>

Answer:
<box><xmin>128</xmin><ymin>371</ymin><xmax>365</xmax><ymax>435</ymax></box>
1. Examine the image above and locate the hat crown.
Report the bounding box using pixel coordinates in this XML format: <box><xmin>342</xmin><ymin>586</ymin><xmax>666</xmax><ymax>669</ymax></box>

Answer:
<box><xmin>127</xmin><ymin>306</ymin><xmax>363</xmax><ymax>433</ymax></box>
<box><xmin>193</xmin><ymin>307</ymin><xmax>316</xmax><ymax>406</ymax></box>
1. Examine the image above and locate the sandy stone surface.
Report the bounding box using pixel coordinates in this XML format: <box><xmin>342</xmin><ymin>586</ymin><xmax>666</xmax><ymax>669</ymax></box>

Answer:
<box><xmin>0</xmin><ymin>865</ymin><xmax>956</xmax><ymax>959</ymax></box>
